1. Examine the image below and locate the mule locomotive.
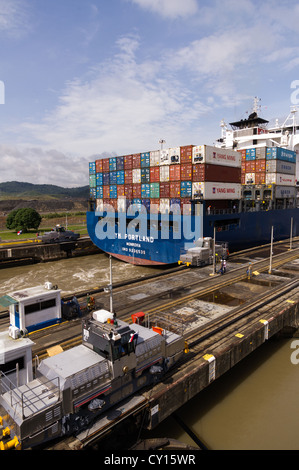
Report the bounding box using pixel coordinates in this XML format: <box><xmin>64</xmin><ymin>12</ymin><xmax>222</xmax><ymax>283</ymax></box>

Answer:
<box><xmin>0</xmin><ymin>308</ymin><xmax>185</xmax><ymax>450</ymax></box>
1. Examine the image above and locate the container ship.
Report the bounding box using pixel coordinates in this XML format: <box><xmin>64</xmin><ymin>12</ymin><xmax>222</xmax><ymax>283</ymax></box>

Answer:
<box><xmin>87</xmin><ymin>99</ymin><xmax>299</xmax><ymax>265</ymax></box>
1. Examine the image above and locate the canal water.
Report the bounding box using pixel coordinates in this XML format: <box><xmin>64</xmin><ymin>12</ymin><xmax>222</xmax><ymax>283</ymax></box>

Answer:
<box><xmin>0</xmin><ymin>254</ymin><xmax>298</xmax><ymax>450</ymax></box>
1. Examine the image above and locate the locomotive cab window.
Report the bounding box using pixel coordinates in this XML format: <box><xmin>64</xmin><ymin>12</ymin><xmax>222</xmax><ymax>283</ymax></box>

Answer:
<box><xmin>25</xmin><ymin>298</ymin><xmax>56</xmax><ymax>315</ymax></box>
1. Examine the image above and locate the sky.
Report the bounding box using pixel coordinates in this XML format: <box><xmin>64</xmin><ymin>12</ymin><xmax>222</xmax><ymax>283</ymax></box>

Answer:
<box><xmin>0</xmin><ymin>0</ymin><xmax>299</xmax><ymax>187</ymax></box>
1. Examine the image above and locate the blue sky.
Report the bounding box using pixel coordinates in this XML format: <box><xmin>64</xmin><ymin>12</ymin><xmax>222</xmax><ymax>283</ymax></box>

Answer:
<box><xmin>0</xmin><ymin>0</ymin><xmax>299</xmax><ymax>187</ymax></box>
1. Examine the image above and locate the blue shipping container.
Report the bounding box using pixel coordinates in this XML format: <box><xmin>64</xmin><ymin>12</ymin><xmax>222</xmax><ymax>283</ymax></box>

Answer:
<box><xmin>110</xmin><ymin>185</ymin><xmax>117</xmax><ymax>199</ymax></box>
<box><xmin>141</xmin><ymin>168</ymin><xmax>150</xmax><ymax>183</ymax></box>
<box><xmin>89</xmin><ymin>162</ymin><xmax>96</xmax><ymax>174</ymax></box>
<box><xmin>266</xmin><ymin>147</ymin><xmax>296</xmax><ymax>163</ymax></box>
<box><xmin>103</xmin><ymin>172</ymin><xmax>110</xmax><ymax>185</ymax></box>
<box><xmin>142</xmin><ymin>199</ymin><xmax>150</xmax><ymax>212</ymax></box>
<box><xmin>141</xmin><ymin>152</ymin><xmax>150</xmax><ymax>168</ymax></box>
<box><xmin>90</xmin><ymin>187</ymin><xmax>96</xmax><ymax>198</ymax></box>
<box><xmin>245</xmin><ymin>148</ymin><xmax>256</xmax><ymax>160</ymax></box>
<box><xmin>180</xmin><ymin>181</ymin><xmax>192</xmax><ymax>198</ymax></box>
<box><xmin>116</xmin><ymin>156</ymin><xmax>124</xmax><ymax>170</ymax></box>
<box><xmin>110</xmin><ymin>171</ymin><xmax>117</xmax><ymax>184</ymax></box>
<box><xmin>141</xmin><ymin>183</ymin><xmax>150</xmax><ymax>198</ymax></box>
<box><xmin>109</xmin><ymin>157</ymin><xmax>117</xmax><ymax>171</ymax></box>
<box><xmin>117</xmin><ymin>170</ymin><xmax>125</xmax><ymax>185</ymax></box>
<box><xmin>96</xmin><ymin>172</ymin><xmax>103</xmax><ymax>186</ymax></box>
<box><xmin>96</xmin><ymin>186</ymin><xmax>103</xmax><ymax>198</ymax></box>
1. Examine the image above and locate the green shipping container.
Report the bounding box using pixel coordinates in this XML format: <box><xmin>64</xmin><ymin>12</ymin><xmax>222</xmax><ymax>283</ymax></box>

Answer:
<box><xmin>150</xmin><ymin>182</ymin><xmax>160</xmax><ymax>198</ymax></box>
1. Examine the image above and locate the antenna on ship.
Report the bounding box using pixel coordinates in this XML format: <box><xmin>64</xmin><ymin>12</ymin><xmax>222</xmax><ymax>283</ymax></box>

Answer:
<box><xmin>252</xmin><ymin>96</ymin><xmax>261</xmax><ymax>115</ymax></box>
<box><xmin>159</xmin><ymin>139</ymin><xmax>166</xmax><ymax>150</ymax></box>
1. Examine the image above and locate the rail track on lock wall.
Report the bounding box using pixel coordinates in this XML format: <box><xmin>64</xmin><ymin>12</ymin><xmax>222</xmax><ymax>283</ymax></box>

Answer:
<box><xmin>28</xmin><ymin>245</ymin><xmax>299</xmax><ymax>362</ymax></box>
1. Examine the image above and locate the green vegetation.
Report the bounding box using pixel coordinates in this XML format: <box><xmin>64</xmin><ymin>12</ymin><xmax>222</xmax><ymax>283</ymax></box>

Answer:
<box><xmin>6</xmin><ymin>208</ymin><xmax>42</xmax><ymax>233</ymax></box>
<box><xmin>0</xmin><ymin>181</ymin><xmax>89</xmax><ymax>199</ymax></box>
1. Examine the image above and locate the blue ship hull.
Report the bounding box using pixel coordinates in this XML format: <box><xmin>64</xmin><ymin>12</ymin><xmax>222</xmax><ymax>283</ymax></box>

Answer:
<box><xmin>86</xmin><ymin>206</ymin><xmax>299</xmax><ymax>265</ymax></box>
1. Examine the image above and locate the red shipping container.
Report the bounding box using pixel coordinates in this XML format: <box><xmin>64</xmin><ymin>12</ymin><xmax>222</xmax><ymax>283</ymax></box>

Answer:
<box><xmin>255</xmin><ymin>159</ymin><xmax>266</xmax><ymax>172</ymax></box>
<box><xmin>124</xmin><ymin>169</ymin><xmax>133</xmax><ymax>184</ymax></box>
<box><xmin>241</xmin><ymin>174</ymin><xmax>245</xmax><ymax>184</ymax></box>
<box><xmin>150</xmin><ymin>166</ymin><xmax>160</xmax><ymax>182</ymax></box>
<box><xmin>241</xmin><ymin>162</ymin><xmax>246</xmax><ymax>173</ymax></box>
<box><xmin>180</xmin><ymin>145</ymin><xmax>193</xmax><ymax>163</ymax></box>
<box><xmin>124</xmin><ymin>155</ymin><xmax>133</xmax><ymax>169</ymax></box>
<box><xmin>102</xmin><ymin>158</ymin><xmax>110</xmax><ymax>172</ymax></box>
<box><xmin>103</xmin><ymin>185</ymin><xmax>110</xmax><ymax>198</ymax></box>
<box><xmin>255</xmin><ymin>172</ymin><xmax>266</xmax><ymax>184</ymax></box>
<box><xmin>150</xmin><ymin>198</ymin><xmax>160</xmax><ymax>213</ymax></box>
<box><xmin>132</xmin><ymin>183</ymin><xmax>141</xmax><ymax>198</ymax></box>
<box><xmin>241</xmin><ymin>149</ymin><xmax>246</xmax><ymax>160</ymax></box>
<box><xmin>117</xmin><ymin>185</ymin><xmax>125</xmax><ymax>197</ymax></box>
<box><xmin>245</xmin><ymin>161</ymin><xmax>256</xmax><ymax>172</ymax></box>
<box><xmin>160</xmin><ymin>182</ymin><xmax>170</xmax><ymax>198</ymax></box>
<box><xmin>104</xmin><ymin>199</ymin><xmax>117</xmax><ymax>210</ymax></box>
<box><xmin>192</xmin><ymin>163</ymin><xmax>241</xmax><ymax>183</ymax></box>
<box><xmin>124</xmin><ymin>184</ymin><xmax>133</xmax><ymax>198</ymax></box>
<box><xmin>181</xmin><ymin>163</ymin><xmax>192</xmax><ymax>180</ymax></box>
<box><xmin>170</xmin><ymin>182</ymin><xmax>181</xmax><ymax>198</ymax></box>
<box><xmin>95</xmin><ymin>159</ymin><xmax>103</xmax><ymax>172</ymax></box>
<box><xmin>169</xmin><ymin>165</ymin><xmax>181</xmax><ymax>181</ymax></box>
<box><xmin>132</xmin><ymin>153</ymin><xmax>141</xmax><ymax>169</ymax></box>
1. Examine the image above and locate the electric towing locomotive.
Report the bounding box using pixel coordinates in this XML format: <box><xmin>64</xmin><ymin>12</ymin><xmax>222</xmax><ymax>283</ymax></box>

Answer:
<box><xmin>0</xmin><ymin>307</ymin><xmax>185</xmax><ymax>450</ymax></box>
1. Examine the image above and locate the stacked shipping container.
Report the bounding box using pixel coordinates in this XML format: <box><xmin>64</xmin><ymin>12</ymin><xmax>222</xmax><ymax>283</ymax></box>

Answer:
<box><xmin>89</xmin><ymin>144</ymin><xmax>296</xmax><ymax>213</ymax></box>
<box><xmin>241</xmin><ymin>146</ymin><xmax>296</xmax><ymax>192</ymax></box>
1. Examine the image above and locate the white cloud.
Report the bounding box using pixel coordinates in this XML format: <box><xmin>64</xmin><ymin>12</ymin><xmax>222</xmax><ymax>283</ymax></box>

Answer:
<box><xmin>0</xmin><ymin>0</ymin><xmax>30</xmax><ymax>37</ymax></box>
<box><xmin>18</xmin><ymin>35</ymin><xmax>210</xmax><ymax>159</ymax></box>
<box><xmin>128</xmin><ymin>0</ymin><xmax>198</xmax><ymax>19</ymax></box>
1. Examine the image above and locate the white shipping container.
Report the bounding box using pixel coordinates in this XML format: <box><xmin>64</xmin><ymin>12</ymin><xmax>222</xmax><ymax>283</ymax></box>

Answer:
<box><xmin>192</xmin><ymin>182</ymin><xmax>241</xmax><ymax>200</ymax></box>
<box><xmin>245</xmin><ymin>173</ymin><xmax>255</xmax><ymax>184</ymax></box>
<box><xmin>255</xmin><ymin>147</ymin><xmax>267</xmax><ymax>160</ymax></box>
<box><xmin>160</xmin><ymin>198</ymin><xmax>170</xmax><ymax>213</ymax></box>
<box><xmin>133</xmin><ymin>168</ymin><xmax>141</xmax><ymax>183</ymax></box>
<box><xmin>160</xmin><ymin>149</ymin><xmax>170</xmax><ymax>165</ymax></box>
<box><xmin>96</xmin><ymin>199</ymin><xmax>104</xmax><ymax>212</ymax></box>
<box><xmin>275</xmin><ymin>186</ymin><xmax>296</xmax><ymax>198</ymax></box>
<box><xmin>169</xmin><ymin>147</ymin><xmax>180</xmax><ymax>164</ymax></box>
<box><xmin>266</xmin><ymin>160</ymin><xmax>296</xmax><ymax>175</ymax></box>
<box><xmin>150</xmin><ymin>150</ymin><xmax>160</xmax><ymax>166</ymax></box>
<box><xmin>265</xmin><ymin>173</ymin><xmax>295</xmax><ymax>186</ymax></box>
<box><xmin>160</xmin><ymin>165</ymin><xmax>170</xmax><ymax>182</ymax></box>
<box><xmin>117</xmin><ymin>197</ymin><xmax>127</xmax><ymax>212</ymax></box>
<box><xmin>192</xmin><ymin>145</ymin><xmax>241</xmax><ymax>168</ymax></box>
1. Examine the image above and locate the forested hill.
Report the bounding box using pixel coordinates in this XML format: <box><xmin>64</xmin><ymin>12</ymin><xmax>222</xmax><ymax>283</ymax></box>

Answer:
<box><xmin>0</xmin><ymin>181</ymin><xmax>89</xmax><ymax>199</ymax></box>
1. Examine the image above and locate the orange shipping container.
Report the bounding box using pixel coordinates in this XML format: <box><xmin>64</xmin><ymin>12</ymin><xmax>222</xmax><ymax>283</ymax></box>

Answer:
<box><xmin>103</xmin><ymin>185</ymin><xmax>110</xmax><ymax>198</ymax></box>
<box><xmin>181</xmin><ymin>163</ymin><xmax>192</xmax><ymax>180</ymax></box>
<box><xmin>255</xmin><ymin>159</ymin><xmax>266</xmax><ymax>172</ymax></box>
<box><xmin>132</xmin><ymin>183</ymin><xmax>141</xmax><ymax>198</ymax></box>
<box><xmin>102</xmin><ymin>158</ymin><xmax>110</xmax><ymax>172</ymax></box>
<box><xmin>124</xmin><ymin>184</ymin><xmax>133</xmax><ymax>198</ymax></box>
<box><xmin>160</xmin><ymin>182</ymin><xmax>170</xmax><ymax>198</ymax></box>
<box><xmin>169</xmin><ymin>164</ymin><xmax>181</xmax><ymax>181</ymax></box>
<box><xmin>132</xmin><ymin>154</ymin><xmax>141</xmax><ymax>169</ymax></box>
<box><xmin>150</xmin><ymin>166</ymin><xmax>160</xmax><ymax>182</ymax></box>
<box><xmin>124</xmin><ymin>170</ymin><xmax>133</xmax><ymax>184</ymax></box>
<box><xmin>124</xmin><ymin>155</ymin><xmax>133</xmax><ymax>169</ymax></box>
<box><xmin>170</xmin><ymin>182</ymin><xmax>181</xmax><ymax>198</ymax></box>
<box><xmin>117</xmin><ymin>185</ymin><xmax>125</xmax><ymax>197</ymax></box>
<box><xmin>245</xmin><ymin>161</ymin><xmax>256</xmax><ymax>172</ymax></box>
<box><xmin>95</xmin><ymin>159</ymin><xmax>103</xmax><ymax>172</ymax></box>
<box><xmin>255</xmin><ymin>172</ymin><xmax>266</xmax><ymax>184</ymax></box>
<box><xmin>180</xmin><ymin>145</ymin><xmax>193</xmax><ymax>163</ymax></box>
